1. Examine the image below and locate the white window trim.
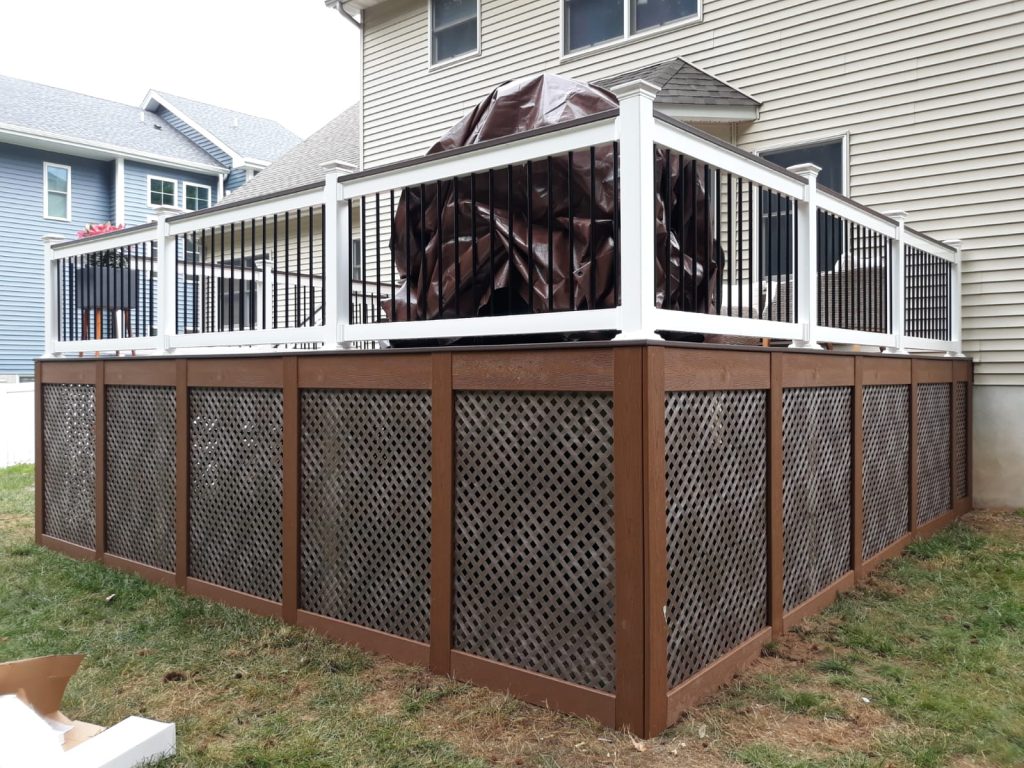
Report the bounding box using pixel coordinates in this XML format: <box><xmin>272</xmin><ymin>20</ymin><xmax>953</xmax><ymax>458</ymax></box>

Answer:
<box><xmin>43</xmin><ymin>162</ymin><xmax>72</xmax><ymax>221</ymax></box>
<box><xmin>183</xmin><ymin>181</ymin><xmax>213</xmax><ymax>212</ymax></box>
<box><xmin>755</xmin><ymin>133</ymin><xmax>850</xmax><ymax>197</ymax></box>
<box><xmin>147</xmin><ymin>174</ymin><xmax>178</xmax><ymax>208</ymax></box>
<box><xmin>561</xmin><ymin>0</ymin><xmax>703</xmax><ymax>60</ymax></box>
<box><xmin>428</xmin><ymin>0</ymin><xmax>481</xmax><ymax>69</ymax></box>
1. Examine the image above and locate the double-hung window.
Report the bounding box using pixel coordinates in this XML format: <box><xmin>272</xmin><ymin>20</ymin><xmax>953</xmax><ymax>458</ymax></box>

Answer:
<box><xmin>184</xmin><ymin>183</ymin><xmax>212</xmax><ymax>211</ymax></box>
<box><xmin>149</xmin><ymin>176</ymin><xmax>177</xmax><ymax>207</ymax></box>
<box><xmin>564</xmin><ymin>0</ymin><xmax>699</xmax><ymax>54</ymax></box>
<box><xmin>431</xmin><ymin>0</ymin><xmax>478</xmax><ymax>64</ymax></box>
<box><xmin>44</xmin><ymin>163</ymin><xmax>71</xmax><ymax>220</ymax></box>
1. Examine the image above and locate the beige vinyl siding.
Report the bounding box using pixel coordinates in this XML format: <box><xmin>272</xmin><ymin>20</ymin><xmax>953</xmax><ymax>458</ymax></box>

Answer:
<box><xmin>362</xmin><ymin>0</ymin><xmax>1024</xmax><ymax>383</ymax></box>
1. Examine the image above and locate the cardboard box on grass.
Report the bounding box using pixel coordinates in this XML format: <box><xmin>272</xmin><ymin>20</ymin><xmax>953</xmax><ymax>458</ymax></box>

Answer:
<box><xmin>0</xmin><ymin>654</ymin><xmax>175</xmax><ymax>767</ymax></box>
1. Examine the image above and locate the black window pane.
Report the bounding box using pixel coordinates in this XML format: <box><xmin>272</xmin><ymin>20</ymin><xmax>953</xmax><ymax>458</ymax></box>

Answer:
<box><xmin>633</xmin><ymin>0</ymin><xmax>697</xmax><ymax>32</ymax></box>
<box><xmin>566</xmin><ymin>0</ymin><xmax>623</xmax><ymax>52</ymax></box>
<box><xmin>433</xmin><ymin>18</ymin><xmax>477</xmax><ymax>61</ymax></box>
<box><xmin>761</xmin><ymin>139</ymin><xmax>844</xmax><ymax>193</ymax></box>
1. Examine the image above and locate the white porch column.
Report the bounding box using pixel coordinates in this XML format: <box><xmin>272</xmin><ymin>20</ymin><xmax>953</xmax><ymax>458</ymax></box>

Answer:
<box><xmin>41</xmin><ymin>235</ymin><xmax>65</xmax><ymax>357</ymax></box>
<box><xmin>943</xmin><ymin>238</ymin><xmax>963</xmax><ymax>356</ymax></box>
<box><xmin>884</xmin><ymin>210</ymin><xmax>908</xmax><ymax>354</ymax></box>
<box><xmin>788</xmin><ymin>163</ymin><xmax>821</xmax><ymax>349</ymax></box>
<box><xmin>610</xmin><ymin>80</ymin><xmax>660</xmax><ymax>340</ymax></box>
<box><xmin>152</xmin><ymin>205</ymin><xmax>181</xmax><ymax>353</ymax></box>
<box><xmin>321</xmin><ymin>160</ymin><xmax>356</xmax><ymax>348</ymax></box>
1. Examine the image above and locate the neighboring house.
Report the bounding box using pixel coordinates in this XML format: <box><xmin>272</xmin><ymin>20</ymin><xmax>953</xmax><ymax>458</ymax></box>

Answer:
<box><xmin>329</xmin><ymin>0</ymin><xmax>1024</xmax><ymax>505</ymax></box>
<box><xmin>0</xmin><ymin>74</ymin><xmax>301</xmax><ymax>379</ymax></box>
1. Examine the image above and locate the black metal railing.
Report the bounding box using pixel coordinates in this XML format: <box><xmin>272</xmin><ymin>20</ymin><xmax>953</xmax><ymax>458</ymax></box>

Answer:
<box><xmin>656</xmin><ymin>147</ymin><xmax>799</xmax><ymax>324</ymax></box>
<box><xmin>174</xmin><ymin>205</ymin><xmax>325</xmax><ymax>335</ymax></box>
<box><xmin>56</xmin><ymin>241</ymin><xmax>158</xmax><ymax>342</ymax></box>
<box><xmin>816</xmin><ymin>210</ymin><xmax>893</xmax><ymax>335</ymax></box>
<box><xmin>348</xmin><ymin>142</ymin><xmax>620</xmax><ymax>325</ymax></box>
<box><xmin>904</xmin><ymin>244</ymin><xmax>952</xmax><ymax>341</ymax></box>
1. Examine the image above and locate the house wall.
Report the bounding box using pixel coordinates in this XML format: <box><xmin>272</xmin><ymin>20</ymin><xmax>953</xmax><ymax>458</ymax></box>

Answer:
<box><xmin>122</xmin><ymin>161</ymin><xmax>222</xmax><ymax>225</ymax></box>
<box><xmin>361</xmin><ymin>0</ymin><xmax>1024</xmax><ymax>385</ymax></box>
<box><xmin>0</xmin><ymin>144</ymin><xmax>113</xmax><ymax>375</ymax></box>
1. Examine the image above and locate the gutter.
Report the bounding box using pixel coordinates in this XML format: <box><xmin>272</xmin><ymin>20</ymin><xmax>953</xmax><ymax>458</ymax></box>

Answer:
<box><xmin>324</xmin><ymin>0</ymin><xmax>361</xmax><ymax>28</ymax></box>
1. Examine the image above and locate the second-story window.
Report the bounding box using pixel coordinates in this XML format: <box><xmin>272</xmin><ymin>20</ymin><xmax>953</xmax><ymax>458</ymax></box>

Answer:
<box><xmin>565</xmin><ymin>0</ymin><xmax>699</xmax><ymax>53</ymax></box>
<box><xmin>149</xmin><ymin>176</ymin><xmax>177</xmax><ymax>207</ymax></box>
<box><xmin>431</xmin><ymin>0</ymin><xmax>478</xmax><ymax>64</ymax></box>
<box><xmin>44</xmin><ymin>162</ymin><xmax>71</xmax><ymax>220</ymax></box>
<box><xmin>184</xmin><ymin>183</ymin><xmax>212</xmax><ymax>211</ymax></box>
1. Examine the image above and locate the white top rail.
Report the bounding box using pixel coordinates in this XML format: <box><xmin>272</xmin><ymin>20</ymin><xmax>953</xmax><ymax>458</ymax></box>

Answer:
<box><xmin>816</xmin><ymin>188</ymin><xmax>899</xmax><ymax>239</ymax></box>
<box><xmin>166</xmin><ymin>187</ymin><xmax>325</xmax><ymax>236</ymax></box>
<box><xmin>904</xmin><ymin>228</ymin><xmax>958</xmax><ymax>262</ymax></box>
<box><xmin>49</xmin><ymin>223</ymin><xmax>158</xmax><ymax>260</ymax></box>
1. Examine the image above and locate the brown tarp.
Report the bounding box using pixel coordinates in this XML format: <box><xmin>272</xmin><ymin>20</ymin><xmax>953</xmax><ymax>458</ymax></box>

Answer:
<box><xmin>383</xmin><ymin>73</ymin><xmax>719</xmax><ymax>328</ymax></box>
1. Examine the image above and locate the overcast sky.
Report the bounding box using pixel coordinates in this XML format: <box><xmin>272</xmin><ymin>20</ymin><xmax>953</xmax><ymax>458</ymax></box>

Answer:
<box><xmin>1</xmin><ymin>0</ymin><xmax>361</xmax><ymax>139</ymax></box>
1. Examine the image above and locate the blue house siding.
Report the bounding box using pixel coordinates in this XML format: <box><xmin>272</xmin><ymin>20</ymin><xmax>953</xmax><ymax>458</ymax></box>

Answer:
<box><xmin>0</xmin><ymin>145</ymin><xmax>113</xmax><ymax>375</ymax></box>
<box><xmin>226</xmin><ymin>167</ymin><xmax>248</xmax><ymax>193</ymax></box>
<box><xmin>154</xmin><ymin>107</ymin><xmax>232</xmax><ymax>168</ymax></box>
<box><xmin>122</xmin><ymin>161</ymin><xmax>221</xmax><ymax>225</ymax></box>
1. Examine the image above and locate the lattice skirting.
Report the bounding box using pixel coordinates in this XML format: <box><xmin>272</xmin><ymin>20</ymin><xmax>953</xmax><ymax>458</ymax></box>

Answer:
<box><xmin>42</xmin><ymin>384</ymin><xmax>96</xmax><ymax>548</ymax></box>
<box><xmin>917</xmin><ymin>383</ymin><xmax>951</xmax><ymax>525</ymax></box>
<box><xmin>300</xmin><ymin>389</ymin><xmax>432</xmax><ymax>642</ymax></box>
<box><xmin>105</xmin><ymin>386</ymin><xmax>177</xmax><ymax>571</ymax></box>
<box><xmin>862</xmin><ymin>385</ymin><xmax>910</xmax><ymax>560</ymax></box>
<box><xmin>188</xmin><ymin>387</ymin><xmax>284</xmax><ymax>602</ymax></box>
<box><xmin>782</xmin><ymin>387</ymin><xmax>853</xmax><ymax>612</ymax></box>
<box><xmin>665</xmin><ymin>390</ymin><xmax>768</xmax><ymax>688</ymax></box>
<box><xmin>453</xmin><ymin>391</ymin><xmax>617</xmax><ymax>692</ymax></box>
<box><xmin>954</xmin><ymin>382</ymin><xmax>969</xmax><ymax>501</ymax></box>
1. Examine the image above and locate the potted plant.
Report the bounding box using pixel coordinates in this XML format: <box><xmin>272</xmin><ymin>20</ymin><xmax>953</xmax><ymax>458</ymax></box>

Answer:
<box><xmin>74</xmin><ymin>223</ymin><xmax>139</xmax><ymax>312</ymax></box>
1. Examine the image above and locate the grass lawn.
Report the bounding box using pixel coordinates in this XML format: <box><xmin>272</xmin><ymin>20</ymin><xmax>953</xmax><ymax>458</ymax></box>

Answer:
<box><xmin>2</xmin><ymin>463</ymin><xmax>1022</xmax><ymax>767</ymax></box>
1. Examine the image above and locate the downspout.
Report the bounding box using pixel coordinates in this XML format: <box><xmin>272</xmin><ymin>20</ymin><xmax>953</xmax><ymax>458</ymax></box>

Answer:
<box><xmin>324</xmin><ymin>0</ymin><xmax>362</xmax><ymax>28</ymax></box>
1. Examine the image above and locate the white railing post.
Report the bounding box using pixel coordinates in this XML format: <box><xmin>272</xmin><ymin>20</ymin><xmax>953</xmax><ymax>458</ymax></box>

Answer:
<box><xmin>321</xmin><ymin>161</ymin><xmax>355</xmax><ymax>348</ymax></box>
<box><xmin>943</xmin><ymin>238</ymin><xmax>963</xmax><ymax>356</ymax></box>
<box><xmin>788</xmin><ymin>163</ymin><xmax>821</xmax><ymax>348</ymax></box>
<box><xmin>611</xmin><ymin>80</ymin><xmax>660</xmax><ymax>339</ymax></box>
<box><xmin>884</xmin><ymin>210</ymin><xmax>908</xmax><ymax>354</ymax></box>
<box><xmin>41</xmin><ymin>235</ymin><xmax>65</xmax><ymax>357</ymax></box>
<box><xmin>152</xmin><ymin>205</ymin><xmax>180</xmax><ymax>353</ymax></box>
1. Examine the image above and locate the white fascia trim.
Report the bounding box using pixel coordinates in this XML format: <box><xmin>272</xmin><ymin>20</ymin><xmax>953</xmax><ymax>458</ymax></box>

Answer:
<box><xmin>237</xmin><ymin>158</ymin><xmax>271</xmax><ymax>170</ymax></box>
<box><xmin>0</xmin><ymin>123</ymin><xmax>228</xmax><ymax>177</ymax></box>
<box><xmin>142</xmin><ymin>90</ymin><xmax>245</xmax><ymax>166</ymax></box>
<box><xmin>660</xmin><ymin>104</ymin><xmax>760</xmax><ymax>123</ymax></box>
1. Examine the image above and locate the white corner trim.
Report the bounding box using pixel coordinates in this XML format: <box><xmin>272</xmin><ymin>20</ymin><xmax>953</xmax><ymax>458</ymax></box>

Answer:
<box><xmin>142</xmin><ymin>90</ymin><xmax>245</xmax><ymax>166</ymax></box>
<box><xmin>114</xmin><ymin>157</ymin><xmax>125</xmax><ymax>225</ymax></box>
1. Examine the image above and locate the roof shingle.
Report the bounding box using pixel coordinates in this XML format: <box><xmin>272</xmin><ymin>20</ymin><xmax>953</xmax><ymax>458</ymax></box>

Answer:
<box><xmin>596</xmin><ymin>58</ymin><xmax>760</xmax><ymax>109</ymax></box>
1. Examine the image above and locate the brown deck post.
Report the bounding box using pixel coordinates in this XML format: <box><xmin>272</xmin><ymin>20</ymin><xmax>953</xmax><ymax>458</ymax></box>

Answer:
<box><xmin>429</xmin><ymin>352</ymin><xmax>454</xmax><ymax>675</ymax></box>
<box><xmin>948</xmin><ymin>361</ymin><xmax>956</xmax><ymax>518</ymax></box>
<box><xmin>852</xmin><ymin>357</ymin><xmax>865</xmax><ymax>582</ymax></box>
<box><xmin>767</xmin><ymin>352</ymin><xmax>785</xmax><ymax>638</ymax></box>
<box><xmin>34</xmin><ymin>360</ymin><xmax>43</xmax><ymax>545</ymax></box>
<box><xmin>174</xmin><ymin>359</ymin><xmax>189</xmax><ymax>588</ymax></box>
<box><xmin>282</xmin><ymin>355</ymin><xmax>300</xmax><ymax>625</ymax></box>
<box><xmin>643</xmin><ymin>346</ymin><xmax>668</xmax><ymax>737</ymax></box>
<box><xmin>909</xmin><ymin>360</ymin><xmax>919</xmax><ymax>533</ymax></box>
<box><xmin>94</xmin><ymin>360</ymin><xmax>106</xmax><ymax>560</ymax></box>
<box><xmin>613</xmin><ymin>345</ymin><xmax>646</xmax><ymax>735</ymax></box>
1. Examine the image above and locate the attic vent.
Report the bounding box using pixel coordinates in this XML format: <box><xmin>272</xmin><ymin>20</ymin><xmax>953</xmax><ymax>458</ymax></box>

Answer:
<box><xmin>153</xmin><ymin>124</ymin><xmax>162</xmax><ymax>130</ymax></box>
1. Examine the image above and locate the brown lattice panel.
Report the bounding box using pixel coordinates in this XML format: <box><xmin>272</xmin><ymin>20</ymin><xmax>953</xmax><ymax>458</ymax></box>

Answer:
<box><xmin>104</xmin><ymin>386</ymin><xmax>177</xmax><ymax>571</ymax></box>
<box><xmin>42</xmin><ymin>384</ymin><xmax>97</xmax><ymax>548</ymax></box>
<box><xmin>862</xmin><ymin>385</ymin><xmax>910</xmax><ymax>560</ymax></box>
<box><xmin>782</xmin><ymin>387</ymin><xmax>852</xmax><ymax>612</ymax></box>
<box><xmin>917</xmin><ymin>383</ymin><xmax>951</xmax><ymax>524</ymax></box>
<box><xmin>665</xmin><ymin>390</ymin><xmax>768</xmax><ymax>688</ymax></box>
<box><xmin>954</xmin><ymin>382</ymin><xmax>968</xmax><ymax>500</ymax></box>
<box><xmin>453</xmin><ymin>391</ymin><xmax>616</xmax><ymax>692</ymax></box>
<box><xmin>299</xmin><ymin>389</ymin><xmax>432</xmax><ymax>642</ymax></box>
<box><xmin>188</xmin><ymin>387</ymin><xmax>284</xmax><ymax>602</ymax></box>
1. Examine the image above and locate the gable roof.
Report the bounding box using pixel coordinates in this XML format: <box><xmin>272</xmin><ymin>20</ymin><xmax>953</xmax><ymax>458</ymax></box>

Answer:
<box><xmin>595</xmin><ymin>58</ymin><xmax>760</xmax><ymax>114</ymax></box>
<box><xmin>144</xmin><ymin>91</ymin><xmax>302</xmax><ymax>165</ymax></box>
<box><xmin>0</xmin><ymin>74</ymin><xmax>223</xmax><ymax>170</ymax></box>
<box><xmin>224</xmin><ymin>103</ymin><xmax>359</xmax><ymax>204</ymax></box>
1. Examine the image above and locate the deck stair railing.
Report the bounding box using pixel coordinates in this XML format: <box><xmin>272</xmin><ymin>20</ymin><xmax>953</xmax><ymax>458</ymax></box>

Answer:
<box><xmin>43</xmin><ymin>83</ymin><xmax>961</xmax><ymax>358</ymax></box>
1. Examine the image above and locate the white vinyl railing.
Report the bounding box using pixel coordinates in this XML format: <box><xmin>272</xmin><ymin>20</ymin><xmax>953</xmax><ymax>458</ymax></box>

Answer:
<box><xmin>43</xmin><ymin>84</ymin><xmax>961</xmax><ymax>358</ymax></box>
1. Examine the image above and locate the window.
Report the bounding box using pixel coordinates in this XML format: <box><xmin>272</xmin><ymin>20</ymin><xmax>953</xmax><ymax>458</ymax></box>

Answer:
<box><xmin>351</xmin><ymin>238</ymin><xmax>364</xmax><ymax>282</ymax></box>
<box><xmin>184</xmin><ymin>183</ymin><xmax>212</xmax><ymax>211</ymax></box>
<box><xmin>564</xmin><ymin>0</ymin><xmax>699</xmax><ymax>53</ymax></box>
<box><xmin>431</xmin><ymin>0</ymin><xmax>478</xmax><ymax>64</ymax></box>
<box><xmin>148</xmin><ymin>176</ymin><xmax>177</xmax><ymax>207</ymax></box>
<box><xmin>761</xmin><ymin>138</ymin><xmax>846</xmax><ymax>270</ymax></box>
<box><xmin>44</xmin><ymin>163</ymin><xmax>70</xmax><ymax>220</ymax></box>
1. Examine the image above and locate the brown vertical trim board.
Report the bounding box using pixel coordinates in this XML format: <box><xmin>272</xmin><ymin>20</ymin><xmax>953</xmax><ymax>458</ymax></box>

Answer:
<box><xmin>852</xmin><ymin>357</ymin><xmax>865</xmax><ymax>582</ymax></box>
<box><xmin>767</xmin><ymin>352</ymin><xmax>784</xmax><ymax>639</ymax></box>
<box><xmin>429</xmin><ymin>352</ymin><xmax>454</xmax><ymax>675</ymax></box>
<box><xmin>34</xmin><ymin>360</ymin><xmax>43</xmax><ymax>545</ymax></box>
<box><xmin>613</xmin><ymin>346</ymin><xmax>646</xmax><ymax>735</ymax></box>
<box><xmin>966</xmin><ymin>363</ymin><xmax>974</xmax><ymax>507</ymax></box>
<box><xmin>175</xmin><ymin>359</ymin><xmax>189</xmax><ymax>588</ymax></box>
<box><xmin>94</xmin><ymin>361</ymin><xmax>106</xmax><ymax>560</ymax></box>
<box><xmin>644</xmin><ymin>346</ymin><xmax>668</xmax><ymax>737</ymax></box>
<box><xmin>282</xmin><ymin>356</ymin><xmax>300</xmax><ymax>625</ymax></box>
<box><xmin>909</xmin><ymin>363</ymin><xmax>919</xmax><ymax>533</ymax></box>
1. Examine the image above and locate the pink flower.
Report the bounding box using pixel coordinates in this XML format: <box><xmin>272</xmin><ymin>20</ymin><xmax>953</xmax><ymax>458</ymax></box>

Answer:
<box><xmin>76</xmin><ymin>222</ymin><xmax>125</xmax><ymax>239</ymax></box>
